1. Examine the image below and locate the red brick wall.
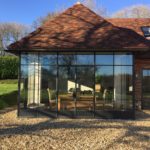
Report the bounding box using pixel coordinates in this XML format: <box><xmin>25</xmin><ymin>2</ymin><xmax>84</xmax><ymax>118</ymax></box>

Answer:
<box><xmin>135</xmin><ymin>58</ymin><xmax>150</xmax><ymax>109</ymax></box>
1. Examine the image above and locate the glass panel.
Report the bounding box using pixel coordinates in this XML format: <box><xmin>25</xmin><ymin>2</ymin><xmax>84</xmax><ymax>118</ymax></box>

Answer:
<box><xmin>20</xmin><ymin>53</ymin><xmax>134</xmax><ymax>118</ymax></box>
<box><xmin>39</xmin><ymin>53</ymin><xmax>57</xmax><ymax>65</ymax></box>
<box><xmin>114</xmin><ymin>66</ymin><xmax>133</xmax><ymax>110</ymax></box>
<box><xmin>21</xmin><ymin>54</ymin><xmax>38</xmax><ymax>65</ymax></box>
<box><xmin>20</xmin><ymin>62</ymin><xmax>41</xmax><ymax>109</ymax></box>
<box><xmin>96</xmin><ymin>53</ymin><xmax>113</xmax><ymax>65</ymax></box>
<box><xmin>40</xmin><ymin>66</ymin><xmax>57</xmax><ymax>112</ymax></box>
<box><xmin>143</xmin><ymin>70</ymin><xmax>150</xmax><ymax>99</ymax></box>
<box><xmin>58</xmin><ymin>67</ymin><xmax>76</xmax><ymax>114</ymax></box>
<box><xmin>76</xmin><ymin>66</ymin><xmax>94</xmax><ymax>113</ymax></box>
<box><xmin>58</xmin><ymin>53</ymin><xmax>76</xmax><ymax>65</ymax></box>
<box><xmin>20</xmin><ymin>56</ymin><xmax>57</xmax><ymax>116</ymax></box>
<box><xmin>21</xmin><ymin>54</ymin><xmax>28</xmax><ymax>65</ymax></box>
<box><xmin>114</xmin><ymin>54</ymin><xmax>132</xmax><ymax>65</ymax></box>
<box><xmin>95</xmin><ymin>66</ymin><xmax>114</xmax><ymax>110</ymax></box>
<box><xmin>76</xmin><ymin>53</ymin><xmax>94</xmax><ymax>65</ymax></box>
<box><xmin>141</xmin><ymin>26</ymin><xmax>150</xmax><ymax>37</ymax></box>
<box><xmin>20</xmin><ymin>65</ymin><xmax>28</xmax><ymax>109</ymax></box>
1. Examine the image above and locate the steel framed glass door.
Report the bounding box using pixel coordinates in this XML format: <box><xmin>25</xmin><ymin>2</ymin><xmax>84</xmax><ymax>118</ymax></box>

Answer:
<box><xmin>58</xmin><ymin>66</ymin><xmax>76</xmax><ymax>116</ymax></box>
<box><xmin>19</xmin><ymin>52</ymin><xmax>134</xmax><ymax>119</ymax></box>
<box><xmin>76</xmin><ymin>66</ymin><xmax>94</xmax><ymax>116</ymax></box>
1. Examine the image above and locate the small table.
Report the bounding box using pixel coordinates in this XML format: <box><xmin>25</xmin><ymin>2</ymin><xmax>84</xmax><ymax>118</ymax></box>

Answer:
<box><xmin>58</xmin><ymin>95</ymin><xmax>73</xmax><ymax>111</ymax></box>
<box><xmin>58</xmin><ymin>95</ymin><xmax>95</xmax><ymax>111</ymax></box>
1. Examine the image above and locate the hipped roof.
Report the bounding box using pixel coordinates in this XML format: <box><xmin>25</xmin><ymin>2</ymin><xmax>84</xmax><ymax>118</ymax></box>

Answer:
<box><xmin>8</xmin><ymin>3</ymin><xmax>150</xmax><ymax>52</ymax></box>
<box><xmin>108</xmin><ymin>18</ymin><xmax>150</xmax><ymax>37</ymax></box>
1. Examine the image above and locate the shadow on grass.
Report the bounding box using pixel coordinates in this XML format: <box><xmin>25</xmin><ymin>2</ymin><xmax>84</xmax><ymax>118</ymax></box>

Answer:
<box><xmin>0</xmin><ymin>91</ymin><xmax>17</xmax><ymax>110</ymax></box>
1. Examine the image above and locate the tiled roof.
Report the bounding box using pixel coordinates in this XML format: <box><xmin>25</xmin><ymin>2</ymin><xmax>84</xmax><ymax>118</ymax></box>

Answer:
<box><xmin>107</xmin><ymin>18</ymin><xmax>150</xmax><ymax>37</ymax></box>
<box><xmin>8</xmin><ymin>4</ymin><xmax>150</xmax><ymax>52</ymax></box>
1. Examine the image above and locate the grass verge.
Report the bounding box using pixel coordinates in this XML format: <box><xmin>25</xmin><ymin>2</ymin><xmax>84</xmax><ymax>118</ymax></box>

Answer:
<box><xmin>0</xmin><ymin>80</ymin><xmax>18</xmax><ymax>109</ymax></box>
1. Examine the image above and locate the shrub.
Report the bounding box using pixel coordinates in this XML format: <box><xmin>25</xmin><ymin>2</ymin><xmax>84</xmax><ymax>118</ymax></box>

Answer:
<box><xmin>0</xmin><ymin>56</ymin><xmax>19</xmax><ymax>79</ymax></box>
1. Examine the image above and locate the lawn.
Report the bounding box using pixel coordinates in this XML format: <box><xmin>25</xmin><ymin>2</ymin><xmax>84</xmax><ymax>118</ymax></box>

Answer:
<box><xmin>0</xmin><ymin>80</ymin><xmax>18</xmax><ymax>109</ymax></box>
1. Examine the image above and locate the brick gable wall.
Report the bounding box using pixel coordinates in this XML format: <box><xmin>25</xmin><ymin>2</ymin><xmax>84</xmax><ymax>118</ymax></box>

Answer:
<box><xmin>135</xmin><ymin>58</ymin><xmax>150</xmax><ymax>109</ymax></box>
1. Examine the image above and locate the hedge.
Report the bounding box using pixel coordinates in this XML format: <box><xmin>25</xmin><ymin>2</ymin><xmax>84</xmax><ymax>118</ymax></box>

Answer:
<box><xmin>0</xmin><ymin>56</ymin><xmax>19</xmax><ymax>79</ymax></box>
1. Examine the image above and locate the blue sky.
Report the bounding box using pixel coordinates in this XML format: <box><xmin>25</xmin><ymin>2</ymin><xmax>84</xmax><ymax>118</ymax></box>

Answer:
<box><xmin>0</xmin><ymin>0</ymin><xmax>149</xmax><ymax>25</ymax></box>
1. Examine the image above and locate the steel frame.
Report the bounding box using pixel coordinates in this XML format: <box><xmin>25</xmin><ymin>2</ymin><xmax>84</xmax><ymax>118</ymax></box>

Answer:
<box><xmin>18</xmin><ymin>51</ymin><xmax>135</xmax><ymax>119</ymax></box>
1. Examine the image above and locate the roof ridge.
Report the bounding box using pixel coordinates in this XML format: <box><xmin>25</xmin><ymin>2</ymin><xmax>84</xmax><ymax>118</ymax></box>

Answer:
<box><xmin>43</xmin><ymin>3</ymin><xmax>107</xmax><ymax>26</ymax></box>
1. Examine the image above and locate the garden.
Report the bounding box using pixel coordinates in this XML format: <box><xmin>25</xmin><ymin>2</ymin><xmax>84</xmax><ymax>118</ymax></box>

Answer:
<box><xmin>0</xmin><ymin>56</ymin><xmax>18</xmax><ymax>109</ymax></box>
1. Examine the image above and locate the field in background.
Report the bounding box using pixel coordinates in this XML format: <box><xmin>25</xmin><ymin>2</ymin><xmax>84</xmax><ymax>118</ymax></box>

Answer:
<box><xmin>0</xmin><ymin>80</ymin><xmax>18</xmax><ymax>109</ymax></box>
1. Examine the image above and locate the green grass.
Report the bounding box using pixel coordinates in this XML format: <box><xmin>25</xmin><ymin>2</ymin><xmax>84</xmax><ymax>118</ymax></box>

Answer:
<box><xmin>0</xmin><ymin>80</ymin><xmax>18</xmax><ymax>109</ymax></box>
<box><xmin>0</xmin><ymin>79</ymin><xmax>18</xmax><ymax>84</ymax></box>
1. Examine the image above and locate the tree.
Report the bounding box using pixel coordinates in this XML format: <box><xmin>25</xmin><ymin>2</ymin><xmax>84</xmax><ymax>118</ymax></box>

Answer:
<box><xmin>81</xmin><ymin>0</ymin><xmax>108</xmax><ymax>17</ymax></box>
<box><xmin>0</xmin><ymin>23</ymin><xmax>30</xmax><ymax>55</ymax></box>
<box><xmin>32</xmin><ymin>12</ymin><xmax>60</xmax><ymax>29</ymax></box>
<box><xmin>112</xmin><ymin>4</ymin><xmax>150</xmax><ymax>18</ymax></box>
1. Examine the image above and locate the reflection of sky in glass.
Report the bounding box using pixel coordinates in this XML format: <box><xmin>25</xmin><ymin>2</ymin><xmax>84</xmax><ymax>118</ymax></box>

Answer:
<box><xmin>77</xmin><ymin>66</ymin><xmax>94</xmax><ymax>88</ymax></box>
<box><xmin>76</xmin><ymin>55</ymin><xmax>94</xmax><ymax>65</ymax></box>
<box><xmin>21</xmin><ymin>54</ymin><xmax>38</xmax><ymax>65</ymax></box>
<box><xmin>59</xmin><ymin>67</ymin><xmax>75</xmax><ymax>79</ymax></box>
<box><xmin>21</xmin><ymin>65</ymin><xmax>28</xmax><ymax>78</ymax></box>
<box><xmin>96</xmin><ymin>55</ymin><xmax>113</xmax><ymax>65</ymax></box>
<box><xmin>143</xmin><ymin>70</ymin><xmax>150</xmax><ymax>76</ymax></box>
<box><xmin>58</xmin><ymin>55</ymin><xmax>76</xmax><ymax>65</ymax></box>
<box><xmin>40</xmin><ymin>54</ymin><xmax>57</xmax><ymax>65</ymax></box>
<box><xmin>21</xmin><ymin>53</ymin><xmax>133</xmax><ymax>66</ymax></box>
<box><xmin>21</xmin><ymin>55</ymin><xmax>28</xmax><ymax>64</ymax></box>
<box><xmin>114</xmin><ymin>54</ymin><xmax>132</xmax><ymax>65</ymax></box>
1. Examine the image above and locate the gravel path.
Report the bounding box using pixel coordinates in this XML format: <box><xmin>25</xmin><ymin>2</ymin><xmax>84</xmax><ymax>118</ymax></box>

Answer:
<box><xmin>0</xmin><ymin>110</ymin><xmax>150</xmax><ymax>150</ymax></box>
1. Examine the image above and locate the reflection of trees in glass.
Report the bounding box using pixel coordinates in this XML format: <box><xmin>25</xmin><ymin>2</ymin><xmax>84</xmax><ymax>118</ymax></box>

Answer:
<box><xmin>59</xmin><ymin>55</ymin><xmax>76</xmax><ymax>65</ymax></box>
<box><xmin>41</xmin><ymin>66</ymin><xmax>56</xmax><ymax>89</ymax></box>
<box><xmin>59</xmin><ymin>67</ymin><xmax>76</xmax><ymax>93</ymax></box>
<box><xmin>95</xmin><ymin>66</ymin><xmax>114</xmax><ymax>105</ymax></box>
<box><xmin>96</xmin><ymin>75</ymin><xmax>113</xmax><ymax>89</ymax></box>
<box><xmin>96</xmin><ymin>66</ymin><xmax>113</xmax><ymax>93</ymax></box>
<box><xmin>40</xmin><ymin>66</ymin><xmax>57</xmax><ymax>104</ymax></box>
<box><xmin>95</xmin><ymin>75</ymin><xmax>102</xmax><ymax>83</ymax></box>
<box><xmin>59</xmin><ymin>66</ymin><xmax>75</xmax><ymax>80</ymax></box>
<box><xmin>21</xmin><ymin>54</ymin><xmax>39</xmax><ymax>64</ymax></box>
<box><xmin>76</xmin><ymin>54</ymin><xmax>94</xmax><ymax>65</ymax></box>
<box><xmin>77</xmin><ymin>66</ymin><xmax>94</xmax><ymax>89</ymax></box>
<box><xmin>40</xmin><ymin>54</ymin><xmax>57</xmax><ymax>65</ymax></box>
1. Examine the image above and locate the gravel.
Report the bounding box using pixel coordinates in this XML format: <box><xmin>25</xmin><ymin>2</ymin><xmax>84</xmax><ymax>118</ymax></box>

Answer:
<box><xmin>0</xmin><ymin>110</ymin><xmax>150</xmax><ymax>150</ymax></box>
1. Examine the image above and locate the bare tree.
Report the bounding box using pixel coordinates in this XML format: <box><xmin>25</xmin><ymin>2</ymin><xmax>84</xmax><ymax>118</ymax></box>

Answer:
<box><xmin>112</xmin><ymin>4</ymin><xmax>150</xmax><ymax>18</ymax></box>
<box><xmin>81</xmin><ymin>0</ymin><xmax>96</xmax><ymax>10</ymax></box>
<box><xmin>0</xmin><ymin>23</ymin><xmax>30</xmax><ymax>55</ymax></box>
<box><xmin>32</xmin><ymin>4</ymin><xmax>67</xmax><ymax>29</ymax></box>
<box><xmin>32</xmin><ymin>12</ymin><xmax>60</xmax><ymax>29</ymax></box>
<box><xmin>80</xmin><ymin>0</ymin><xmax>108</xmax><ymax>17</ymax></box>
